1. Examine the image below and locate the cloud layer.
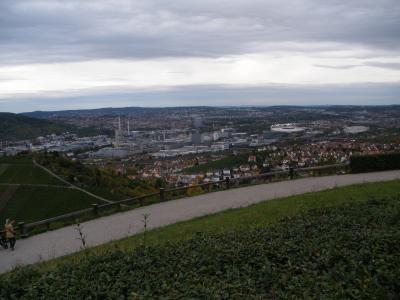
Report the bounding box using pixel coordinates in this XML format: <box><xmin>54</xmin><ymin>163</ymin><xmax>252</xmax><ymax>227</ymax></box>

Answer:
<box><xmin>2</xmin><ymin>0</ymin><xmax>400</xmax><ymax>62</ymax></box>
<box><xmin>0</xmin><ymin>0</ymin><xmax>399</xmax><ymax>111</ymax></box>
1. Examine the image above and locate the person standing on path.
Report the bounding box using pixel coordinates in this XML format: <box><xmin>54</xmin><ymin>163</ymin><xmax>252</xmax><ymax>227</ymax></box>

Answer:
<box><xmin>4</xmin><ymin>219</ymin><xmax>16</xmax><ymax>251</ymax></box>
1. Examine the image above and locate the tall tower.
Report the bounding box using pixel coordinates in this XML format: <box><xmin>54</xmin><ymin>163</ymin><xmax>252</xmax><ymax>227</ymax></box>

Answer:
<box><xmin>193</xmin><ymin>117</ymin><xmax>203</xmax><ymax>129</ymax></box>
<box><xmin>114</xmin><ymin>116</ymin><xmax>122</xmax><ymax>146</ymax></box>
<box><xmin>127</xmin><ymin>119</ymin><xmax>130</xmax><ymax>136</ymax></box>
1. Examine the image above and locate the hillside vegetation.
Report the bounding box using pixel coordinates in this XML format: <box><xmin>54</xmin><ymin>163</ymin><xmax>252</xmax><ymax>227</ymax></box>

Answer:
<box><xmin>1</xmin><ymin>194</ymin><xmax>399</xmax><ymax>298</ymax></box>
<box><xmin>36</xmin><ymin>153</ymin><xmax>159</xmax><ymax>200</ymax></box>
<box><xmin>0</xmin><ymin>112</ymin><xmax>111</xmax><ymax>141</ymax></box>
<box><xmin>0</xmin><ymin>113</ymin><xmax>73</xmax><ymax>141</ymax></box>
<box><xmin>182</xmin><ymin>153</ymin><xmax>249</xmax><ymax>174</ymax></box>
<box><xmin>0</xmin><ymin>156</ymin><xmax>102</xmax><ymax>223</ymax></box>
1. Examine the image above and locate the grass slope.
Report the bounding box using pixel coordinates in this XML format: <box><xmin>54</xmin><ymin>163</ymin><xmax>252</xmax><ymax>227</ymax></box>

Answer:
<box><xmin>0</xmin><ymin>157</ymin><xmax>36</xmax><ymax>165</ymax></box>
<box><xmin>14</xmin><ymin>179</ymin><xmax>400</xmax><ymax>273</ymax></box>
<box><xmin>2</xmin><ymin>191</ymin><xmax>399</xmax><ymax>298</ymax></box>
<box><xmin>0</xmin><ymin>186</ymin><xmax>101</xmax><ymax>223</ymax></box>
<box><xmin>0</xmin><ymin>164</ymin><xmax>66</xmax><ymax>186</ymax></box>
<box><xmin>0</xmin><ymin>157</ymin><xmax>102</xmax><ymax>224</ymax></box>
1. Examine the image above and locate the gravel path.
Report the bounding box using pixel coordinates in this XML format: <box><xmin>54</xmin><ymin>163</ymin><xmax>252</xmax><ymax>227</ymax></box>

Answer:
<box><xmin>1</xmin><ymin>170</ymin><xmax>399</xmax><ymax>274</ymax></box>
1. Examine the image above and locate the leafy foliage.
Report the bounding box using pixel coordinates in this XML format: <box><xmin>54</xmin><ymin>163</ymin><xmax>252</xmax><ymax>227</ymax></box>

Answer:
<box><xmin>2</xmin><ymin>196</ymin><xmax>399</xmax><ymax>299</ymax></box>
<box><xmin>350</xmin><ymin>152</ymin><xmax>400</xmax><ymax>173</ymax></box>
<box><xmin>36</xmin><ymin>153</ymin><xmax>157</xmax><ymax>200</ymax></box>
<box><xmin>182</xmin><ymin>153</ymin><xmax>251</xmax><ymax>174</ymax></box>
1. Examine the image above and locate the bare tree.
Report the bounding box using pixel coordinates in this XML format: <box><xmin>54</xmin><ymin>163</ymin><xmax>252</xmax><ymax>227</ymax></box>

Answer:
<box><xmin>75</xmin><ymin>223</ymin><xmax>87</xmax><ymax>251</ymax></box>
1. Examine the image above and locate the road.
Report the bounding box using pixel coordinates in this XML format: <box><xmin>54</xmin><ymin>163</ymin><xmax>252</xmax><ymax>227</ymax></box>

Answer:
<box><xmin>1</xmin><ymin>170</ymin><xmax>399</xmax><ymax>274</ymax></box>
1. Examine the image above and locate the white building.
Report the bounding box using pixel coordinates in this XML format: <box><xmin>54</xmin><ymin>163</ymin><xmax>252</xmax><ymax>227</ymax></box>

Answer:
<box><xmin>271</xmin><ymin>123</ymin><xmax>306</xmax><ymax>133</ymax></box>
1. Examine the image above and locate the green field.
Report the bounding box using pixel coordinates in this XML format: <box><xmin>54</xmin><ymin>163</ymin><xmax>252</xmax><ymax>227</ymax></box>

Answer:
<box><xmin>0</xmin><ymin>156</ymin><xmax>35</xmax><ymax>165</ymax></box>
<box><xmin>0</xmin><ymin>164</ymin><xmax>66</xmax><ymax>186</ymax></box>
<box><xmin>0</xmin><ymin>157</ymin><xmax>103</xmax><ymax>224</ymax></box>
<box><xmin>0</xmin><ymin>186</ymin><xmax>101</xmax><ymax>223</ymax></box>
<box><xmin>2</xmin><ymin>180</ymin><xmax>399</xmax><ymax>298</ymax></box>
<box><xmin>0</xmin><ymin>156</ymin><xmax>65</xmax><ymax>186</ymax></box>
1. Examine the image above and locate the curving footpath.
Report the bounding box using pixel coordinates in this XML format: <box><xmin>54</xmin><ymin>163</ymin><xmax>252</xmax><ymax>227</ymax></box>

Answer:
<box><xmin>32</xmin><ymin>159</ymin><xmax>113</xmax><ymax>203</ymax></box>
<box><xmin>1</xmin><ymin>170</ymin><xmax>400</xmax><ymax>274</ymax></box>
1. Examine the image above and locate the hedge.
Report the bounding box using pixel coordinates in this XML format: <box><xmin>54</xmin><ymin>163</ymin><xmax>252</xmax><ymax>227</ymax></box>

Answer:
<box><xmin>350</xmin><ymin>152</ymin><xmax>400</xmax><ymax>173</ymax></box>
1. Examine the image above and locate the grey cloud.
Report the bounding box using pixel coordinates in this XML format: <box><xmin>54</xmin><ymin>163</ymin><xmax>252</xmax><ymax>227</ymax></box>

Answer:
<box><xmin>1</xmin><ymin>0</ymin><xmax>400</xmax><ymax>64</ymax></box>
<box><xmin>314</xmin><ymin>64</ymin><xmax>361</xmax><ymax>69</ymax></box>
<box><xmin>364</xmin><ymin>62</ymin><xmax>400</xmax><ymax>70</ymax></box>
<box><xmin>315</xmin><ymin>62</ymin><xmax>400</xmax><ymax>70</ymax></box>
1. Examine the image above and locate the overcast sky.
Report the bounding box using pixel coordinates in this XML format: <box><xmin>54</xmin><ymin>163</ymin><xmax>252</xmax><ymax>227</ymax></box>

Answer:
<box><xmin>0</xmin><ymin>0</ymin><xmax>399</xmax><ymax>112</ymax></box>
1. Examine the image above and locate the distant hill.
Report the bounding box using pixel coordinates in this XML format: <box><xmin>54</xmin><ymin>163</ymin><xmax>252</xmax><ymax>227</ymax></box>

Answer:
<box><xmin>23</xmin><ymin>106</ymin><xmax>219</xmax><ymax>118</ymax></box>
<box><xmin>23</xmin><ymin>105</ymin><xmax>400</xmax><ymax>119</ymax></box>
<box><xmin>0</xmin><ymin>112</ymin><xmax>74</xmax><ymax>141</ymax></box>
<box><xmin>0</xmin><ymin>113</ymin><xmax>111</xmax><ymax>141</ymax></box>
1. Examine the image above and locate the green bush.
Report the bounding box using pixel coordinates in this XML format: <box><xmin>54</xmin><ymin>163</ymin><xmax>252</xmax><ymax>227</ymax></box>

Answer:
<box><xmin>350</xmin><ymin>152</ymin><xmax>400</xmax><ymax>173</ymax></box>
<box><xmin>2</xmin><ymin>196</ymin><xmax>399</xmax><ymax>299</ymax></box>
